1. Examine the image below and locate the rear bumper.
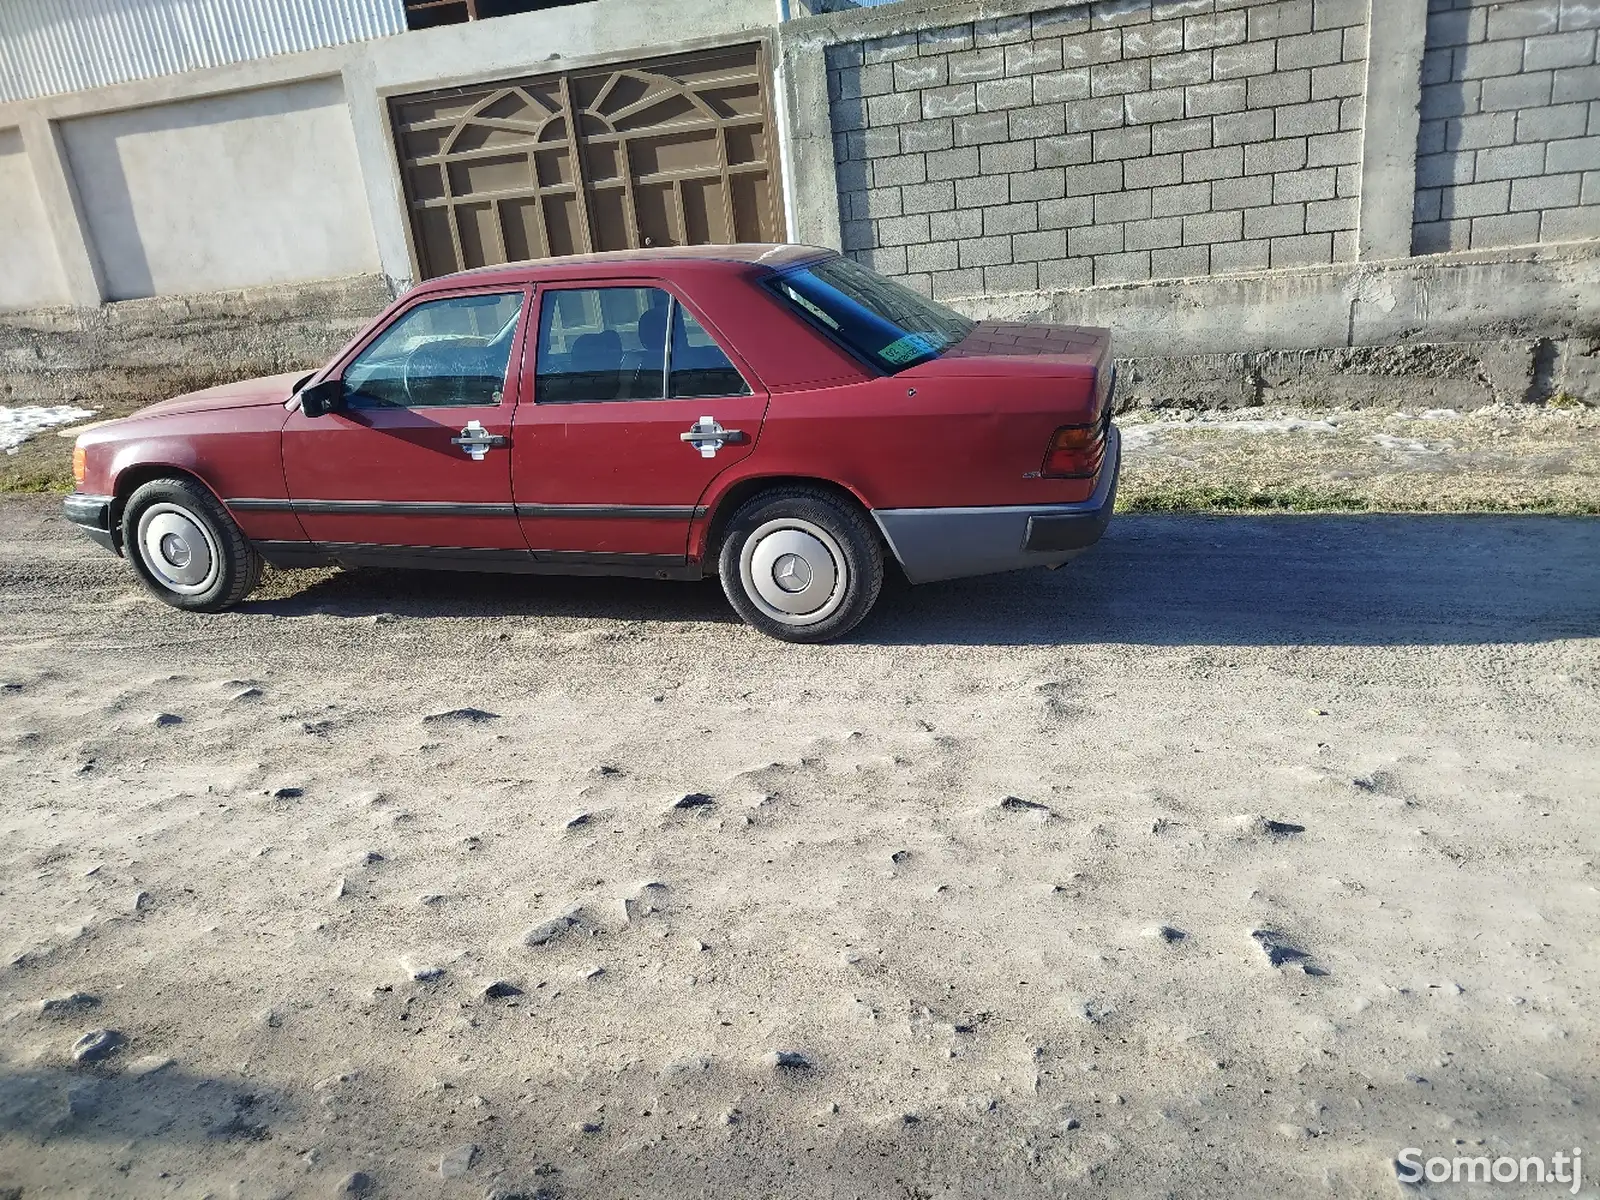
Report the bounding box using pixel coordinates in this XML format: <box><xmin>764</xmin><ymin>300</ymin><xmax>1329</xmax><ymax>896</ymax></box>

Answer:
<box><xmin>871</xmin><ymin>424</ymin><xmax>1120</xmax><ymax>584</ymax></box>
<box><xmin>62</xmin><ymin>492</ymin><xmax>119</xmax><ymax>555</ymax></box>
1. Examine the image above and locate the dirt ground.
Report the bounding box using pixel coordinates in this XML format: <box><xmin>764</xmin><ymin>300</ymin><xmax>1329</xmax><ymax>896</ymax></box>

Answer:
<box><xmin>1</xmin><ymin>496</ymin><xmax>1597</xmax><ymax>1199</ymax></box>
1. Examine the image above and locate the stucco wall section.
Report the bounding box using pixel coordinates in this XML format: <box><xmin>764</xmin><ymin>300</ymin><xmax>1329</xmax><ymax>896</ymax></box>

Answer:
<box><xmin>952</xmin><ymin>240</ymin><xmax>1600</xmax><ymax>406</ymax></box>
<box><xmin>59</xmin><ymin>76</ymin><xmax>381</xmax><ymax>300</ymax></box>
<box><xmin>0</xmin><ymin>125</ymin><xmax>69</xmax><ymax>308</ymax></box>
<box><xmin>0</xmin><ymin>273</ymin><xmax>394</xmax><ymax>406</ymax></box>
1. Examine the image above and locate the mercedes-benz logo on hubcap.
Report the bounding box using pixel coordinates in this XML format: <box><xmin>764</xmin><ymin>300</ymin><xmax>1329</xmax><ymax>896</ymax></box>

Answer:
<box><xmin>161</xmin><ymin>533</ymin><xmax>191</xmax><ymax>567</ymax></box>
<box><xmin>772</xmin><ymin>553</ymin><xmax>812</xmax><ymax>593</ymax></box>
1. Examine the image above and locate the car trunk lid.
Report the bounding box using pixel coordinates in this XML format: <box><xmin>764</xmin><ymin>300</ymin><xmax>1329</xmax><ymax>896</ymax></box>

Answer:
<box><xmin>922</xmin><ymin>320</ymin><xmax>1111</xmax><ymax>378</ymax></box>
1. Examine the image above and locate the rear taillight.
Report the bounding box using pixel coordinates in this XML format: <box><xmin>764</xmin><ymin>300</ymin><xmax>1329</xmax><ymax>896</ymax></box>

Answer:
<box><xmin>1041</xmin><ymin>425</ymin><xmax>1105</xmax><ymax>478</ymax></box>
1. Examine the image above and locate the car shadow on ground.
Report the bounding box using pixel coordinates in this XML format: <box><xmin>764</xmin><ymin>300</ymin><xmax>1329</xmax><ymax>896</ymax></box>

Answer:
<box><xmin>244</xmin><ymin>515</ymin><xmax>1600</xmax><ymax>648</ymax></box>
<box><xmin>0</xmin><ymin>1063</ymin><xmax>288</xmax><ymax>1147</ymax></box>
<box><xmin>246</xmin><ymin>564</ymin><xmax>742</xmax><ymax>626</ymax></box>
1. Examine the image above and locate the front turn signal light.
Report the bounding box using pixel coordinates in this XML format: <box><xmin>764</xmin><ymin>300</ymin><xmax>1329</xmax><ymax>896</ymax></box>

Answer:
<box><xmin>1041</xmin><ymin>425</ymin><xmax>1105</xmax><ymax>478</ymax></box>
<box><xmin>72</xmin><ymin>443</ymin><xmax>86</xmax><ymax>485</ymax></box>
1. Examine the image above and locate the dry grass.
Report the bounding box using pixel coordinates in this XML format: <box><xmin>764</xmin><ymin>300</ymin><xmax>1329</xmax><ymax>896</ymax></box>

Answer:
<box><xmin>2</xmin><ymin>394</ymin><xmax>151</xmax><ymax>494</ymax></box>
<box><xmin>1115</xmin><ymin>402</ymin><xmax>1600</xmax><ymax>516</ymax></box>
<box><xmin>1117</xmin><ymin>483</ymin><xmax>1600</xmax><ymax>515</ymax></box>
<box><xmin>0</xmin><ymin>457</ymin><xmax>74</xmax><ymax>494</ymax></box>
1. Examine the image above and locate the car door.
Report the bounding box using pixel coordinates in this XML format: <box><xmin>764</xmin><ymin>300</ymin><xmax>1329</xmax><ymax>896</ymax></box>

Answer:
<box><xmin>280</xmin><ymin>287</ymin><xmax>531</xmax><ymax>560</ymax></box>
<box><xmin>511</xmin><ymin>282</ymin><xmax>769</xmax><ymax>566</ymax></box>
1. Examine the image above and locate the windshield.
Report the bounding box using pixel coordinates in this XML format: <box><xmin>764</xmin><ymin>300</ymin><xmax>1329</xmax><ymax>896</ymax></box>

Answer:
<box><xmin>770</xmin><ymin>256</ymin><xmax>975</xmax><ymax>373</ymax></box>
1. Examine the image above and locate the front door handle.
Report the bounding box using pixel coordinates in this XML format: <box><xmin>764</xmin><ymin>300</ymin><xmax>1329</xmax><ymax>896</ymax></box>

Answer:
<box><xmin>451</xmin><ymin>420</ymin><xmax>509</xmax><ymax>461</ymax></box>
<box><xmin>680</xmin><ymin>416</ymin><xmax>745</xmax><ymax>458</ymax></box>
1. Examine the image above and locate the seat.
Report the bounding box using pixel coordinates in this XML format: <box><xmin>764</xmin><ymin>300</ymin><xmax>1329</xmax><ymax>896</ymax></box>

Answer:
<box><xmin>568</xmin><ymin>329</ymin><xmax>623</xmax><ymax>401</ymax></box>
<box><xmin>625</xmin><ymin>302</ymin><xmax>669</xmax><ymax>399</ymax></box>
<box><xmin>636</xmin><ymin>304</ymin><xmax>667</xmax><ymax>359</ymax></box>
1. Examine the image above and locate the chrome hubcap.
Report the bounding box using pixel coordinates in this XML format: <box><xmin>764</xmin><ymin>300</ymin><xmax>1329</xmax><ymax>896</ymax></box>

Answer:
<box><xmin>138</xmin><ymin>503</ymin><xmax>219</xmax><ymax>595</ymax></box>
<box><xmin>740</xmin><ymin>518</ymin><xmax>846</xmax><ymax>627</ymax></box>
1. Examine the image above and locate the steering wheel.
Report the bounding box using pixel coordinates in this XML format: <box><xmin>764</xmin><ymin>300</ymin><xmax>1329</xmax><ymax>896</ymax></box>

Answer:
<box><xmin>400</xmin><ymin>341</ymin><xmax>457</xmax><ymax>408</ymax></box>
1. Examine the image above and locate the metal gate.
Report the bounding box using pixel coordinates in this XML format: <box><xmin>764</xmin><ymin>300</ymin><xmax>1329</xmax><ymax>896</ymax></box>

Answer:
<box><xmin>389</xmin><ymin>43</ymin><xmax>786</xmax><ymax>279</ymax></box>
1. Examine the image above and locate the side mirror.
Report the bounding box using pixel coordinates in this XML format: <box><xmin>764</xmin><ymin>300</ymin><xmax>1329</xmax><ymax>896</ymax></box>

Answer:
<box><xmin>298</xmin><ymin>379</ymin><xmax>347</xmax><ymax>418</ymax></box>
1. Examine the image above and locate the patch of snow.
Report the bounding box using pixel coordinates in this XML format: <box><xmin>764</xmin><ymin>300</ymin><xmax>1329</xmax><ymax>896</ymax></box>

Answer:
<box><xmin>1117</xmin><ymin>424</ymin><xmax>1165</xmax><ymax>450</ymax></box>
<box><xmin>1188</xmin><ymin>417</ymin><xmax>1339</xmax><ymax>435</ymax></box>
<box><xmin>1</xmin><ymin>406</ymin><xmax>97</xmax><ymax>454</ymax></box>
<box><xmin>1419</xmin><ymin>408</ymin><xmax>1460</xmax><ymax>420</ymax></box>
<box><xmin>1368</xmin><ymin>433</ymin><xmax>1447</xmax><ymax>455</ymax></box>
<box><xmin>1120</xmin><ymin>416</ymin><xmax>1338</xmax><ymax>451</ymax></box>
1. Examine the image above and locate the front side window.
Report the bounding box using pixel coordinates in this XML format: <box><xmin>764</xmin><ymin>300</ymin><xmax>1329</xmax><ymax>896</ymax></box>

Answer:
<box><xmin>769</xmin><ymin>255</ymin><xmax>975</xmax><ymax>374</ymax></box>
<box><xmin>343</xmin><ymin>291</ymin><xmax>524</xmax><ymax>408</ymax></box>
<box><xmin>536</xmin><ymin>286</ymin><xmax>750</xmax><ymax>404</ymax></box>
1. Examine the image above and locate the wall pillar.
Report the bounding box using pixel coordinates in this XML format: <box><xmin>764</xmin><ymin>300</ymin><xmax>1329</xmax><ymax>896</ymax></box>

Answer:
<box><xmin>342</xmin><ymin>55</ymin><xmax>417</xmax><ymax>294</ymax></box>
<box><xmin>18</xmin><ymin>111</ymin><xmax>105</xmax><ymax>306</ymax></box>
<box><xmin>778</xmin><ymin>32</ymin><xmax>843</xmax><ymax>250</ymax></box>
<box><xmin>1355</xmin><ymin>0</ymin><xmax>1427</xmax><ymax>262</ymax></box>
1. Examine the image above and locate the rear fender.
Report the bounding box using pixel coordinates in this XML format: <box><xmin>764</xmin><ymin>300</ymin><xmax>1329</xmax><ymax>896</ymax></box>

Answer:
<box><xmin>690</xmin><ymin>470</ymin><xmax>879</xmax><ymax>564</ymax></box>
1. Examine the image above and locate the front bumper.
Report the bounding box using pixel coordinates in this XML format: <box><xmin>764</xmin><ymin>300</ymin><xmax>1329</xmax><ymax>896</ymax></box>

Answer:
<box><xmin>62</xmin><ymin>492</ymin><xmax>119</xmax><ymax>555</ymax></box>
<box><xmin>872</xmin><ymin>424</ymin><xmax>1120</xmax><ymax>584</ymax></box>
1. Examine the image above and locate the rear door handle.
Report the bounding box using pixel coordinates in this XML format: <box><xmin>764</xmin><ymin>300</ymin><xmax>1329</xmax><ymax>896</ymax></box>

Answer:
<box><xmin>680</xmin><ymin>416</ymin><xmax>745</xmax><ymax>458</ymax></box>
<box><xmin>451</xmin><ymin>420</ymin><xmax>509</xmax><ymax>461</ymax></box>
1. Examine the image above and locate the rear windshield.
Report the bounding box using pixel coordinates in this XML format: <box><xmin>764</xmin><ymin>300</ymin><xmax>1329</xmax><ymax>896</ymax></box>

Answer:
<box><xmin>769</xmin><ymin>256</ymin><xmax>975</xmax><ymax>373</ymax></box>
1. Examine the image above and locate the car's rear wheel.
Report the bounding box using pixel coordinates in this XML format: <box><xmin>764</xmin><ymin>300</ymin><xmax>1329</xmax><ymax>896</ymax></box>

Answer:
<box><xmin>121</xmin><ymin>477</ymin><xmax>262</xmax><ymax>612</ymax></box>
<box><xmin>717</xmin><ymin>487</ymin><xmax>883</xmax><ymax>643</ymax></box>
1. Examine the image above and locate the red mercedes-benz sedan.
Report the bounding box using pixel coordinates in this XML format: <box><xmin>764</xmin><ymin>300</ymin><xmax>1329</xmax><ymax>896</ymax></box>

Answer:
<box><xmin>64</xmin><ymin>244</ymin><xmax>1118</xmax><ymax>642</ymax></box>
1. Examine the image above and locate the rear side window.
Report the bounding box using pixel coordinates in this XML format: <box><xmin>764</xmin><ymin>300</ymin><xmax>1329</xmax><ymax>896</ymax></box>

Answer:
<box><xmin>670</xmin><ymin>305</ymin><xmax>748</xmax><ymax>399</ymax></box>
<box><xmin>536</xmin><ymin>287</ymin><xmax>668</xmax><ymax>403</ymax></box>
<box><xmin>536</xmin><ymin>286</ymin><xmax>750</xmax><ymax>403</ymax></box>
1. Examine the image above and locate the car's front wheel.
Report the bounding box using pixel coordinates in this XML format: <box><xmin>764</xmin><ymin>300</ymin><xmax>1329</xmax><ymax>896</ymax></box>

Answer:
<box><xmin>717</xmin><ymin>487</ymin><xmax>884</xmax><ymax>643</ymax></box>
<box><xmin>121</xmin><ymin>477</ymin><xmax>262</xmax><ymax>612</ymax></box>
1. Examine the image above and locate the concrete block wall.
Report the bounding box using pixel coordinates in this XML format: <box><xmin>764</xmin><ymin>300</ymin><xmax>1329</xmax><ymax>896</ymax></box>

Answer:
<box><xmin>827</xmin><ymin>0</ymin><xmax>1371</xmax><ymax>299</ymax></box>
<box><xmin>784</xmin><ymin>0</ymin><xmax>1600</xmax><ymax>406</ymax></box>
<box><xmin>1415</xmin><ymin>0</ymin><xmax>1600</xmax><ymax>253</ymax></box>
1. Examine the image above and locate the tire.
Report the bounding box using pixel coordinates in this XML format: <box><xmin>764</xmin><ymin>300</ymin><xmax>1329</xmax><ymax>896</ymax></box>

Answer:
<box><xmin>716</xmin><ymin>487</ymin><xmax>884</xmax><ymax>643</ymax></box>
<box><xmin>121</xmin><ymin>477</ymin><xmax>262</xmax><ymax>612</ymax></box>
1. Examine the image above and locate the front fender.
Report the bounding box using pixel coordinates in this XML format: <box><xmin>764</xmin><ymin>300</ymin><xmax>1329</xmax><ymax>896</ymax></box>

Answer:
<box><xmin>83</xmin><ymin>407</ymin><xmax>301</xmax><ymax>542</ymax></box>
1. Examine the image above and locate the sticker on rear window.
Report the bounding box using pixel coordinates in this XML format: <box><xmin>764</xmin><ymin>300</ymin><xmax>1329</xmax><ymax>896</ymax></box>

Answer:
<box><xmin>878</xmin><ymin>332</ymin><xmax>944</xmax><ymax>364</ymax></box>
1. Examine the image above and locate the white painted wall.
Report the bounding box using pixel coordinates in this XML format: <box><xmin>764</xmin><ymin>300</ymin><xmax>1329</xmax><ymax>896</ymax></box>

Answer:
<box><xmin>0</xmin><ymin>0</ymin><xmax>778</xmax><ymax>303</ymax></box>
<box><xmin>60</xmin><ymin>77</ymin><xmax>380</xmax><ymax>299</ymax></box>
<box><xmin>0</xmin><ymin>126</ymin><xmax>69</xmax><ymax>308</ymax></box>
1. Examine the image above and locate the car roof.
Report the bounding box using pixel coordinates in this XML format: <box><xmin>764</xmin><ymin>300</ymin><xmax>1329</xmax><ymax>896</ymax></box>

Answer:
<box><xmin>418</xmin><ymin>243</ymin><xmax>834</xmax><ymax>291</ymax></box>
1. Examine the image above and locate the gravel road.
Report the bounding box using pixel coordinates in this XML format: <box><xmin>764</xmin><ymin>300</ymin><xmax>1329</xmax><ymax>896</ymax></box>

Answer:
<box><xmin>1</xmin><ymin>495</ymin><xmax>1597</xmax><ymax>1199</ymax></box>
